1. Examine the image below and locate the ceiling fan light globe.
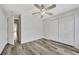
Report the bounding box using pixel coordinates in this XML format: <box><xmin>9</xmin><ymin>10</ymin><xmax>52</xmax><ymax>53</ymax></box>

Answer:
<box><xmin>42</xmin><ymin>12</ymin><xmax>45</xmax><ymax>14</ymax></box>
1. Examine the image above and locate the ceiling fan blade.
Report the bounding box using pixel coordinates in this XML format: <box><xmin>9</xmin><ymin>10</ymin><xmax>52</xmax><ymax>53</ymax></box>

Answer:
<box><xmin>32</xmin><ymin>12</ymin><xmax>40</xmax><ymax>15</ymax></box>
<box><xmin>46</xmin><ymin>4</ymin><xmax>56</xmax><ymax>10</ymax></box>
<box><xmin>45</xmin><ymin>12</ymin><xmax>53</xmax><ymax>15</ymax></box>
<box><xmin>34</xmin><ymin>4</ymin><xmax>41</xmax><ymax>9</ymax></box>
<box><xmin>41</xmin><ymin>4</ymin><xmax>44</xmax><ymax>9</ymax></box>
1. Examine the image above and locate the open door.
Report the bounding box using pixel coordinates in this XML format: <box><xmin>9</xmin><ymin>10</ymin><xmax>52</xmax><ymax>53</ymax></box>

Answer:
<box><xmin>7</xmin><ymin>16</ymin><xmax>15</xmax><ymax>45</ymax></box>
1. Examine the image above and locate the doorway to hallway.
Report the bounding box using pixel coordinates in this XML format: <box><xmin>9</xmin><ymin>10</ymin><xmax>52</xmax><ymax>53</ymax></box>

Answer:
<box><xmin>14</xmin><ymin>15</ymin><xmax>21</xmax><ymax>44</ymax></box>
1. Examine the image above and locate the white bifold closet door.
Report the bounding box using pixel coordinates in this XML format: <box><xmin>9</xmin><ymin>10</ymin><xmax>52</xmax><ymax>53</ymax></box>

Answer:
<box><xmin>59</xmin><ymin>15</ymin><xmax>75</xmax><ymax>46</ymax></box>
<box><xmin>7</xmin><ymin>16</ymin><xmax>14</xmax><ymax>45</ymax></box>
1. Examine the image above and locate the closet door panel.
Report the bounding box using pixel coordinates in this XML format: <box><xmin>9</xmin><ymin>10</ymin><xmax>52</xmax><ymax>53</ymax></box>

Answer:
<box><xmin>59</xmin><ymin>15</ymin><xmax>74</xmax><ymax>46</ymax></box>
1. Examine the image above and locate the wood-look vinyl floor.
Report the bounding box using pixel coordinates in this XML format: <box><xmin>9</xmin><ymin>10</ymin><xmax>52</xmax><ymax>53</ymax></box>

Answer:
<box><xmin>1</xmin><ymin>39</ymin><xmax>79</xmax><ymax>55</ymax></box>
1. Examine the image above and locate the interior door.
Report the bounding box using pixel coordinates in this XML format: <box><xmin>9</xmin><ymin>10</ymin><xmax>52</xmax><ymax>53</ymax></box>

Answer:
<box><xmin>7</xmin><ymin>16</ymin><xmax>14</xmax><ymax>45</ymax></box>
<box><xmin>59</xmin><ymin>15</ymin><xmax>74</xmax><ymax>46</ymax></box>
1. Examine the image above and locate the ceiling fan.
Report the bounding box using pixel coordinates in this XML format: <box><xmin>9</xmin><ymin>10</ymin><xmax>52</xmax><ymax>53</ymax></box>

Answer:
<box><xmin>32</xmin><ymin>4</ymin><xmax>56</xmax><ymax>18</ymax></box>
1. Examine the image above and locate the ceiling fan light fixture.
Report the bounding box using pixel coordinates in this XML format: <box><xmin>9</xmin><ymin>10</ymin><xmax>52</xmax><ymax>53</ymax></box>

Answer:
<box><xmin>32</xmin><ymin>4</ymin><xmax>56</xmax><ymax>18</ymax></box>
<box><xmin>41</xmin><ymin>11</ymin><xmax>45</xmax><ymax>15</ymax></box>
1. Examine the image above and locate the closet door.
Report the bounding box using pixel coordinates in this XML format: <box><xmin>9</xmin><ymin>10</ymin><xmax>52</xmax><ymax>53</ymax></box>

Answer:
<box><xmin>48</xmin><ymin>19</ymin><xmax>58</xmax><ymax>41</ymax></box>
<box><xmin>7</xmin><ymin>16</ymin><xmax>14</xmax><ymax>45</ymax></box>
<box><xmin>59</xmin><ymin>15</ymin><xmax>74</xmax><ymax>46</ymax></box>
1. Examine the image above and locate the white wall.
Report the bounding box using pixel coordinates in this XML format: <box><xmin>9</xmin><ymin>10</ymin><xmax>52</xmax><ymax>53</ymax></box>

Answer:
<box><xmin>43</xmin><ymin>17</ymin><xmax>59</xmax><ymax>41</ymax></box>
<box><xmin>21</xmin><ymin>11</ymin><xmax>43</xmax><ymax>43</ymax></box>
<box><xmin>43</xmin><ymin>7</ymin><xmax>79</xmax><ymax>49</ymax></box>
<box><xmin>0</xmin><ymin>7</ymin><xmax>7</xmax><ymax>54</ymax></box>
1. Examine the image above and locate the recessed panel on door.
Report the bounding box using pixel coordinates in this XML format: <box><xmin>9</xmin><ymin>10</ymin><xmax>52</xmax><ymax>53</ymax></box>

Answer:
<box><xmin>59</xmin><ymin>15</ymin><xmax>74</xmax><ymax>46</ymax></box>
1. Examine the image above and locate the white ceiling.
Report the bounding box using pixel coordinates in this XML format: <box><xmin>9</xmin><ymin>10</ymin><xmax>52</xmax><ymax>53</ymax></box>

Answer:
<box><xmin>2</xmin><ymin>4</ymin><xmax>79</xmax><ymax>19</ymax></box>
